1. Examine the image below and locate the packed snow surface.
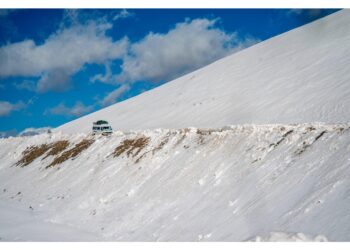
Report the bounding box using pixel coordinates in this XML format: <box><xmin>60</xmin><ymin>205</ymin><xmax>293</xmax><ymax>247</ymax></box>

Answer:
<box><xmin>1</xmin><ymin>124</ymin><xmax>350</xmax><ymax>241</ymax></box>
<box><xmin>57</xmin><ymin>10</ymin><xmax>350</xmax><ymax>134</ymax></box>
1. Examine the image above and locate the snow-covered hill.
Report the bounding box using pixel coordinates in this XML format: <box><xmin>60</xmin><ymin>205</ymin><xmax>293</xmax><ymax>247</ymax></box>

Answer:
<box><xmin>1</xmin><ymin>10</ymin><xmax>350</xmax><ymax>242</ymax></box>
<box><xmin>57</xmin><ymin>9</ymin><xmax>350</xmax><ymax>134</ymax></box>
<box><xmin>1</xmin><ymin>123</ymin><xmax>350</xmax><ymax>241</ymax></box>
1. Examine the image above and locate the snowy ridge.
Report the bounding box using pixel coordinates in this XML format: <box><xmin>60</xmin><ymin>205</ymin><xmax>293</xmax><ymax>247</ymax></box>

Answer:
<box><xmin>1</xmin><ymin>123</ymin><xmax>350</xmax><ymax>241</ymax></box>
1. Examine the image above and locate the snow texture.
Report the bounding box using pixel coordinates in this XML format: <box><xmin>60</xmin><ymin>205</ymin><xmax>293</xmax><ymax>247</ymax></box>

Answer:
<box><xmin>1</xmin><ymin>124</ymin><xmax>350</xmax><ymax>241</ymax></box>
<box><xmin>1</xmin><ymin>10</ymin><xmax>350</xmax><ymax>242</ymax></box>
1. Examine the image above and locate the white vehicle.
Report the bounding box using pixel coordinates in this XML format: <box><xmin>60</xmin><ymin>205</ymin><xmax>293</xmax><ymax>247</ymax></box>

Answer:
<box><xmin>92</xmin><ymin>120</ymin><xmax>113</xmax><ymax>135</ymax></box>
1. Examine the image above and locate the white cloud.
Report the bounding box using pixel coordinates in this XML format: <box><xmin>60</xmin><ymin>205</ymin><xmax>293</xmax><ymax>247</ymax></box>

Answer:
<box><xmin>0</xmin><ymin>100</ymin><xmax>26</xmax><ymax>116</ymax></box>
<box><xmin>117</xmin><ymin>18</ymin><xmax>259</xmax><ymax>84</ymax></box>
<box><xmin>0</xmin><ymin>126</ymin><xmax>51</xmax><ymax>138</ymax></box>
<box><xmin>90</xmin><ymin>63</ymin><xmax>113</xmax><ymax>84</ymax></box>
<box><xmin>0</xmin><ymin>20</ymin><xmax>128</xmax><ymax>92</ymax></box>
<box><xmin>113</xmin><ymin>9</ymin><xmax>134</xmax><ymax>21</ymax></box>
<box><xmin>19</xmin><ymin>127</ymin><xmax>52</xmax><ymax>137</ymax></box>
<box><xmin>100</xmin><ymin>85</ymin><xmax>130</xmax><ymax>107</ymax></box>
<box><xmin>1</xmin><ymin>15</ymin><xmax>259</xmax><ymax>94</ymax></box>
<box><xmin>46</xmin><ymin>102</ymin><xmax>94</xmax><ymax>117</ymax></box>
<box><xmin>37</xmin><ymin>67</ymin><xmax>73</xmax><ymax>93</ymax></box>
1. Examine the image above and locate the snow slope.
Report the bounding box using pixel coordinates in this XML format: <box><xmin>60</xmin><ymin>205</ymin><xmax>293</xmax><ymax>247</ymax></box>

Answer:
<box><xmin>57</xmin><ymin>9</ymin><xmax>350</xmax><ymax>134</ymax></box>
<box><xmin>1</xmin><ymin>10</ymin><xmax>350</xmax><ymax>242</ymax></box>
<box><xmin>0</xmin><ymin>200</ymin><xmax>99</xmax><ymax>241</ymax></box>
<box><xmin>1</xmin><ymin>124</ymin><xmax>350</xmax><ymax>241</ymax></box>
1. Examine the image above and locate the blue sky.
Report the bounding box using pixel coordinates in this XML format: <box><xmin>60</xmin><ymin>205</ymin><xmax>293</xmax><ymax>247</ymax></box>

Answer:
<box><xmin>0</xmin><ymin>9</ymin><xmax>339</xmax><ymax>135</ymax></box>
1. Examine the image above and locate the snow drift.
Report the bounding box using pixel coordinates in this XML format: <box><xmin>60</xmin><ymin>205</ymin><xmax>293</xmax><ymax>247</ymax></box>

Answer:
<box><xmin>1</xmin><ymin>123</ymin><xmax>350</xmax><ymax>241</ymax></box>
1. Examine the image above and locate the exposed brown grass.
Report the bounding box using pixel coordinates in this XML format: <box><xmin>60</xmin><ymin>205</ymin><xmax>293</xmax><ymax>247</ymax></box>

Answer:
<box><xmin>113</xmin><ymin>137</ymin><xmax>150</xmax><ymax>158</ymax></box>
<box><xmin>135</xmin><ymin>133</ymin><xmax>171</xmax><ymax>164</ymax></box>
<box><xmin>43</xmin><ymin>140</ymin><xmax>70</xmax><ymax>160</ymax></box>
<box><xmin>46</xmin><ymin>139</ymin><xmax>95</xmax><ymax>168</ymax></box>
<box><xmin>16</xmin><ymin>144</ymin><xmax>51</xmax><ymax>167</ymax></box>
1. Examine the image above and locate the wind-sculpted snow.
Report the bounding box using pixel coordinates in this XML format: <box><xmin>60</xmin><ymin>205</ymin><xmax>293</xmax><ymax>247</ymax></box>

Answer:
<box><xmin>1</xmin><ymin>123</ymin><xmax>350</xmax><ymax>241</ymax></box>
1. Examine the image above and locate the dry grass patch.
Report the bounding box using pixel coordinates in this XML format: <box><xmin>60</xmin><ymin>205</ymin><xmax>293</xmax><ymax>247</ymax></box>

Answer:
<box><xmin>16</xmin><ymin>144</ymin><xmax>51</xmax><ymax>167</ymax></box>
<box><xmin>43</xmin><ymin>140</ymin><xmax>69</xmax><ymax>160</ymax></box>
<box><xmin>46</xmin><ymin>139</ymin><xmax>95</xmax><ymax>168</ymax></box>
<box><xmin>113</xmin><ymin>137</ymin><xmax>150</xmax><ymax>158</ymax></box>
<box><xmin>135</xmin><ymin>133</ymin><xmax>171</xmax><ymax>164</ymax></box>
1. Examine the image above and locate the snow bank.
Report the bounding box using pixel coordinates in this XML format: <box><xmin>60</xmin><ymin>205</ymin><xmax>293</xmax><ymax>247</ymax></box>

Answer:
<box><xmin>1</xmin><ymin>124</ymin><xmax>350</xmax><ymax>241</ymax></box>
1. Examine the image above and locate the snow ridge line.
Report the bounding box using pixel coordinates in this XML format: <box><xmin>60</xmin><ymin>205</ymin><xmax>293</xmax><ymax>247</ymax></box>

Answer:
<box><xmin>2</xmin><ymin>123</ymin><xmax>349</xmax><ymax>142</ymax></box>
<box><xmin>1</xmin><ymin>122</ymin><xmax>348</xmax><ymax>170</ymax></box>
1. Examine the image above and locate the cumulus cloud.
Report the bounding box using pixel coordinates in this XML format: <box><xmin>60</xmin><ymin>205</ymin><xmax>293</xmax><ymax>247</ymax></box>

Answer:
<box><xmin>37</xmin><ymin>68</ymin><xmax>73</xmax><ymax>93</ymax></box>
<box><xmin>100</xmin><ymin>85</ymin><xmax>130</xmax><ymax>107</ymax></box>
<box><xmin>45</xmin><ymin>102</ymin><xmax>94</xmax><ymax>117</ymax></box>
<box><xmin>113</xmin><ymin>9</ymin><xmax>134</xmax><ymax>21</ymax></box>
<box><xmin>0</xmin><ymin>20</ymin><xmax>128</xmax><ymax>92</ymax></box>
<box><xmin>0</xmin><ymin>100</ymin><xmax>26</xmax><ymax>116</ymax></box>
<box><xmin>117</xmin><ymin>18</ymin><xmax>259</xmax><ymax>84</ymax></box>
<box><xmin>1</xmin><ymin>14</ymin><xmax>259</xmax><ymax>97</ymax></box>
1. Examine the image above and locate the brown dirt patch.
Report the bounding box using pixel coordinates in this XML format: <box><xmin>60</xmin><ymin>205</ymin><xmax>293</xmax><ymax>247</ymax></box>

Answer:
<box><xmin>16</xmin><ymin>144</ymin><xmax>51</xmax><ymax>167</ymax></box>
<box><xmin>46</xmin><ymin>139</ymin><xmax>95</xmax><ymax>168</ymax></box>
<box><xmin>43</xmin><ymin>140</ymin><xmax>70</xmax><ymax>160</ymax></box>
<box><xmin>113</xmin><ymin>137</ymin><xmax>150</xmax><ymax>158</ymax></box>
<box><xmin>135</xmin><ymin>133</ymin><xmax>171</xmax><ymax>164</ymax></box>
